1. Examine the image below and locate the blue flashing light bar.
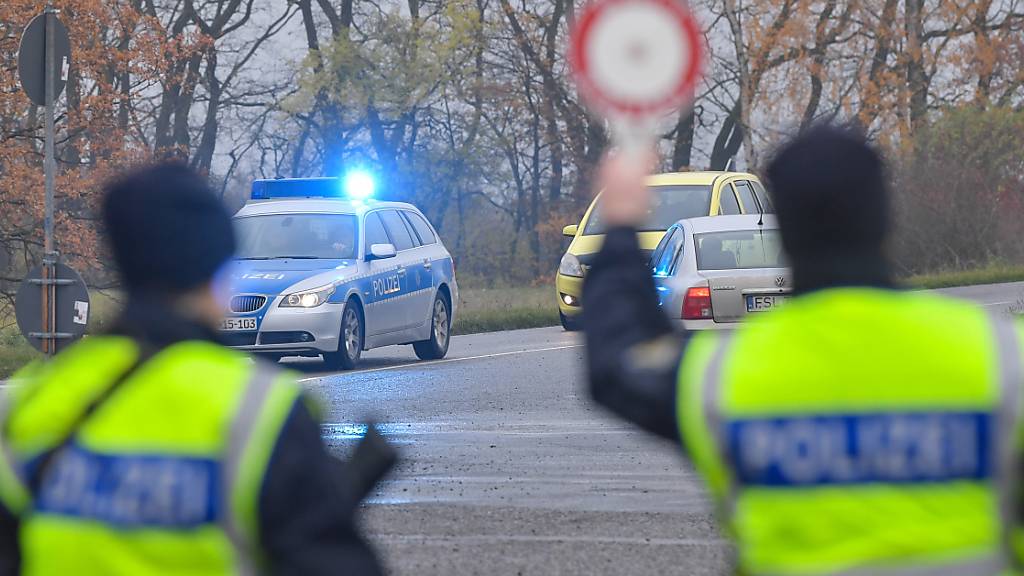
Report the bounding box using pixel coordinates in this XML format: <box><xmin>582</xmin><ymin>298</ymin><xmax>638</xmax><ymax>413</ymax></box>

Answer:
<box><xmin>344</xmin><ymin>170</ymin><xmax>376</xmax><ymax>200</ymax></box>
<box><xmin>251</xmin><ymin>177</ymin><xmax>342</xmax><ymax>200</ymax></box>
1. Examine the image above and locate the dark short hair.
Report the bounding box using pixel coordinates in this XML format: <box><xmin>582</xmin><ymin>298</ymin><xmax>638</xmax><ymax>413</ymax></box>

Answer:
<box><xmin>102</xmin><ymin>162</ymin><xmax>236</xmax><ymax>294</ymax></box>
<box><xmin>765</xmin><ymin>125</ymin><xmax>890</xmax><ymax>259</ymax></box>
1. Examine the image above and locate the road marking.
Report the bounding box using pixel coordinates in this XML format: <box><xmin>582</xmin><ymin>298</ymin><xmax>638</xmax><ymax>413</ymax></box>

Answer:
<box><xmin>387</xmin><ymin>474</ymin><xmax>683</xmax><ymax>485</ymax></box>
<box><xmin>982</xmin><ymin>300</ymin><xmax>1015</xmax><ymax>308</ymax></box>
<box><xmin>373</xmin><ymin>533</ymin><xmax>727</xmax><ymax>547</ymax></box>
<box><xmin>321</xmin><ymin>420</ymin><xmax>636</xmax><ymax>439</ymax></box>
<box><xmin>298</xmin><ymin>343</ymin><xmax>582</xmax><ymax>382</ymax></box>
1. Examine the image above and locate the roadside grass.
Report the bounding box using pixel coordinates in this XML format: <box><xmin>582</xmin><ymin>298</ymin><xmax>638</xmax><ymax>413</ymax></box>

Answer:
<box><xmin>453</xmin><ymin>286</ymin><xmax>559</xmax><ymax>335</ymax></box>
<box><xmin>0</xmin><ymin>327</ymin><xmax>39</xmax><ymax>381</ymax></box>
<box><xmin>903</xmin><ymin>265</ymin><xmax>1024</xmax><ymax>290</ymax></box>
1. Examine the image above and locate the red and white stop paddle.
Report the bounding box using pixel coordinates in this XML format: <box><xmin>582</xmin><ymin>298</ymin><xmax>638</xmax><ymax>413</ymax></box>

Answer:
<box><xmin>569</xmin><ymin>0</ymin><xmax>704</xmax><ymax>151</ymax></box>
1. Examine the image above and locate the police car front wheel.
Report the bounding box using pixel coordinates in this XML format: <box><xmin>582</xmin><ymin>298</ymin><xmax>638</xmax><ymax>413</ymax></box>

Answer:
<box><xmin>414</xmin><ymin>293</ymin><xmax>451</xmax><ymax>360</ymax></box>
<box><xmin>323</xmin><ymin>299</ymin><xmax>363</xmax><ymax>370</ymax></box>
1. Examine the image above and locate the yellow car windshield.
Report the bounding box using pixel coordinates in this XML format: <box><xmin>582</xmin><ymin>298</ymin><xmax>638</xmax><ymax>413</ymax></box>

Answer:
<box><xmin>583</xmin><ymin>185</ymin><xmax>711</xmax><ymax>235</ymax></box>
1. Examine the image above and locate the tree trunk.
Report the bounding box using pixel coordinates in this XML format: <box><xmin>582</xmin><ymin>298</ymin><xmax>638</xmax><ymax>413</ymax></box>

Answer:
<box><xmin>171</xmin><ymin>54</ymin><xmax>204</xmax><ymax>156</ymax></box>
<box><xmin>191</xmin><ymin>51</ymin><xmax>222</xmax><ymax>174</ymax></box>
<box><xmin>856</xmin><ymin>0</ymin><xmax>899</xmax><ymax>130</ymax></box>
<box><xmin>904</xmin><ymin>0</ymin><xmax>928</xmax><ymax>139</ymax></box>
<box><xmin>800</xmin><ymin>1</ymin><xmax>841</xmax><ymax>130</ymax></box>
<box><xmin>972</xmin><ymin>0</ymin><xmax>995</xmax><ymax>105</ymax></box>
<box><xmin>710</xmin><ymin>102</ymin><xmax>744</xmax><ymax>170</ymax></box>
<box><xmin>671</xmin><ymin>108</ymin><xmax>695</xmax><ymax>170</ymax></box>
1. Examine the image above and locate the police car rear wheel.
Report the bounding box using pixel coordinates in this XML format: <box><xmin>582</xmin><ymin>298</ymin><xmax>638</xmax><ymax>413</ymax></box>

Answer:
<box><xmin>414</xmin><ymin>293</ymin><xmax>450</xmax><ymax>360</ymax></box>
<box><xmin>324</xmin><ymin>301</ymin><xmax>363</xmax><ymax>370</ymax></box>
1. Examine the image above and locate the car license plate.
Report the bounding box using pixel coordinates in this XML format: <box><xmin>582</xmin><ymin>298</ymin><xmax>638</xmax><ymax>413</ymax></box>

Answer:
<box><xmin>220</xmin><ymin>317</ymin><xmax>257</xmax><ymax>331</ymax></box>
<box><xmin>746</xmin><ymin>295</ymin><xmax>788</xmax><ymax>312</ymax></box>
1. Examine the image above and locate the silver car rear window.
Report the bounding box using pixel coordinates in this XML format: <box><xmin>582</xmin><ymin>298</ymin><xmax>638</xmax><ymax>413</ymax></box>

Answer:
<box><xmin>695</xmin><ymin>229</ymin><xmax>786</xmax><ymax>270</ymax></box>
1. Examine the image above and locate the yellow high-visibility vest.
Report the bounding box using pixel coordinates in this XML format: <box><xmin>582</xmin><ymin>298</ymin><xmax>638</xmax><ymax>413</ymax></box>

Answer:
<box><xmin>0</xmin><ymin>336</ymin><xmax>300</xmax><ymax>575</ymax></box>
<box><xmin>679</xmin><ymin>288</ymin><xmax>1024</xmax><ymax>575</ymax></box>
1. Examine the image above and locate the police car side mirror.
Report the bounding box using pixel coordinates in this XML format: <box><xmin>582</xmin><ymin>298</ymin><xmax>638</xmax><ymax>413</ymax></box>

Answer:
<box><xmin>368</xmin><ymin>243</ymin><xmax>397</xmax><ymax>261</ymax></box>
<box><xmin>562</xmin><ymin>224</ymin><xmax>578</xmax><ymax>237</ymax></box>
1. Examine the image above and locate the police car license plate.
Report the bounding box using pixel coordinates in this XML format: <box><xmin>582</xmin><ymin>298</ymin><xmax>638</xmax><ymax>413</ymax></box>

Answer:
<box><xmin>220</xmin><ymin>317</ymin><xmax>257</xmax><ymax>331</ymax></box>
<box><xmin>746</xmin><ymin>295</ymin><xmax>788</xmax><ymax>312</ymax></box>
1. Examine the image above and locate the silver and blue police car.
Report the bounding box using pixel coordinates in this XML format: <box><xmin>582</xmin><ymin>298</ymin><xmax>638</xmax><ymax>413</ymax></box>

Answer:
<box><xmin>220</xmin><ymin>174</ymin><xmax>458</xmax><ymax>370</ymax></box>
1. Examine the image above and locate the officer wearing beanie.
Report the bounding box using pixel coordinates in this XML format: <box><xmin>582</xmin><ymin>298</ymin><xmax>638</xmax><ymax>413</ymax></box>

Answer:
<box><xmin>583</xmin><ymin>126</ymin><xmax>1024</xmax><ymax>575</ymax></box>
<box><xmin>0</xmin><ymin>163</ymin><xmax>385</xmax><ymax>575</ymax></box>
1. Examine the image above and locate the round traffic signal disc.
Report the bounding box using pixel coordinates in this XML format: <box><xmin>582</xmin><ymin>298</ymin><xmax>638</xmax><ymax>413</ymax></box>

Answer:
<box><xmin>569</xmin><ymin>0</ymin><xmax>703</xmax><ymax>119</ymax></box>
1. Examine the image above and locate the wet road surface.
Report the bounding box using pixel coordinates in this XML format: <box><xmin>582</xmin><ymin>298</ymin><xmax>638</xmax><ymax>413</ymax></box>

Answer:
<box><xmin>296</xmin><ymin>326</ymin><xmax>728</xmax><ymax>575</ymax></box>
<box><xmin>291</xmin><ymin>282</ymin><xmax>1024</xmax><ymax>575</ymax></box>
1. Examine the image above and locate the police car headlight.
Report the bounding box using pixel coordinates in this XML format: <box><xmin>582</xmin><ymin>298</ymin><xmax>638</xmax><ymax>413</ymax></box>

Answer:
<box><xmin>280</xmin><ymin>284</ymin><xmax>337</xmax><ymax>308</ymax></box>
<box><xmin>558</xmin><ymin>253</ymin><xmax>583</xmax><ymax>278</ymax></box>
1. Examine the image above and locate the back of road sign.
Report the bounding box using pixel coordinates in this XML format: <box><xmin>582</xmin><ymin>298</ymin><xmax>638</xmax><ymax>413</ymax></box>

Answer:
<box><xmin>18</xmin><ymin>12</ymin><xmax>71</xmax><ymax>107</ymax></box>
<box><xmin>15</xmin><ymin>262</ymin><xmax>90</xmax><ymax>354</ymax></box>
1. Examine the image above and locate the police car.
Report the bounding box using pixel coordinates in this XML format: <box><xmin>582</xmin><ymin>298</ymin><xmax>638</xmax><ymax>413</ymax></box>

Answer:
<box><xmin>221</xmin><ymin>174</ymin><xmax>458</xmax><ymax>370</ymax></box>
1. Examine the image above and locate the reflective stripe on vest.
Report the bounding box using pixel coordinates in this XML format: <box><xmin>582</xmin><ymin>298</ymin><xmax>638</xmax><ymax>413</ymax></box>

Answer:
<box><xmin>679</xmin><ymin>289</ymin><xmax>1024</xmax><ymax>576</ymax></box>
<box><xmin>756</xmin><ymin>552</ymin><xmax>1008</xmax><ymax>576</ymax></box>
<box><xmin>992</xmin><ymin>315</ymin><xmax>1023</xmax><ymax>566</ymax></box>
<box><xmin>222</xmin><ymin>366</ymin><xmax>278</xmax><ymax>576</ymax></box>
<box><xmin>700</xmin><ymin>331</ymin><xmax>735</xmax><ymax>516</ymax></box>
<box><xmin>828</xmin><ymin>552</ymin><xmax>1006</xmax><ymax>576</ymax></box>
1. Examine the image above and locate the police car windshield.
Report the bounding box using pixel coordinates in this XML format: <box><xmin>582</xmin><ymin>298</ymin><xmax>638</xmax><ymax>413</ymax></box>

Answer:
<box><xmin>583</xmin><ymin>185</ymin><xmax>711</xmax><ymax>235</ymax></box>
<box><xmin>234</xmin><ymin>213</ymin><xmax>358</xmax><ymax>260</ymax></box>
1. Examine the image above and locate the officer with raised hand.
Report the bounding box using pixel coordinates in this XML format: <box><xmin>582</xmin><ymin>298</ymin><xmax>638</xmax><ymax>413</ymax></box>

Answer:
<box><xmin>0</xmin><ymin>163</ymin><xmax>389</xmax><ymax>575</ymax></box>
<box><xmin>583</xmin><ymin>126</ymin><xmax>1024</xmax><ymax>575</ymax></box>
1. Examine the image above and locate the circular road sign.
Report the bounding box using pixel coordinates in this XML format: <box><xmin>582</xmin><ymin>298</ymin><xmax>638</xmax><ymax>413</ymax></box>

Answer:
<box><xmin>15</xmin><ymin>261</ymin><xmax>90</xmax><ymax>354</ymax></box>
<box><xmin>18</xmin><ymin>12</ymin><xmax>71</xmax><ymax>107</ymax></box>
<box><xmin>569</xmin><ymin>0</ymin><xmax>703</xmax><ymax>119</ymax></box>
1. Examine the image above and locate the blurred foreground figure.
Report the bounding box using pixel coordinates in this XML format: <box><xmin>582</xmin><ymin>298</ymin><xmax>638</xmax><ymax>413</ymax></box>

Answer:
<box><xmin>584</xmin><ymin>126</ymin><xmax>1024</xmax><ymax>575</ymax></box>
<box><xmin>0</xmin><ymin>164</ymin><xmax>389</xmax><ymax>575</ymax></box>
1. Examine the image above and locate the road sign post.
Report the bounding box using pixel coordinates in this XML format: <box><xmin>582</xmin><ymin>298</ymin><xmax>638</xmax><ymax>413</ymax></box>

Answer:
<box><xmin>43</xmin><ymin>8</ymin><xmax>56</xmax><ymax>355</ymax></box>
<box><xmin>16</xmin><ymin>262</ymin><xmax>90</xmax><ymax>355</ymax></box>
<box><xmin>569</xmin><ymin>0</ymin><xmax>703</xmax><ymax>151</ymax></box>
<box><xmin>18</xmin><ymin>7</ymin><xmax>71</xmax><ymax>355</ymax></box>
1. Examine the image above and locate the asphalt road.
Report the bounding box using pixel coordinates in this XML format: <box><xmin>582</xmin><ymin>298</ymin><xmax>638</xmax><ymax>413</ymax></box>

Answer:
<box><xmin>295</xmin><ymin>282</ymin><xmax>1024</xmax><ymax>576</ymax></box>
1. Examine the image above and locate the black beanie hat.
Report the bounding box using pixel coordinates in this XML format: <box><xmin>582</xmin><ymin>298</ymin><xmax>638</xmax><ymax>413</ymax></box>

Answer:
<box><xmin>102</xmin><ymin>163</ymin><xmax>236</xmax><ymax>294</ymax></box>
<box><xmin>765</xmin><ymin>125</ymin><xmax>890</xmax><ymax>259</ymax></box>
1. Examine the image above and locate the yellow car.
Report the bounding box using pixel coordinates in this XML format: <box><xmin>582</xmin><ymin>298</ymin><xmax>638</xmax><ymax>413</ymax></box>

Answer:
<box><xmin>556</xmin><ymin>171</ymin><xmax>770</xmax><ymax>330</ymax></box>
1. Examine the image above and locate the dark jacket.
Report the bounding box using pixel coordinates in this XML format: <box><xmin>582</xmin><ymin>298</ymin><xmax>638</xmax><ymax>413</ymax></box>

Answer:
<box><xmin>0</xmin><ymin>298</ymin><xmax>383</xmax><ymax>576</ymax></box>
<box><xmin>583</xmin><ymin>227</ymin><xmax>688</xmax><ymax>442</ymax></box>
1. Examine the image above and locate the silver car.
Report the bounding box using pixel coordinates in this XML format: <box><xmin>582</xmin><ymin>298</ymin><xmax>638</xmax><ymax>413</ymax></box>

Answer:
<box><xmin>650</xmin><ymin>215</ymin><xmax>791</xmax><ymax>329</ymax></box>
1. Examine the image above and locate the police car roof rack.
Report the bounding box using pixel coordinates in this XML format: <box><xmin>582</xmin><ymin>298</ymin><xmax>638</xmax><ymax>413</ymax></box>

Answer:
<box><xmin>251</xmin><ymin>177</ymin><xmax>342</xmax><ymax>200</ymax></box>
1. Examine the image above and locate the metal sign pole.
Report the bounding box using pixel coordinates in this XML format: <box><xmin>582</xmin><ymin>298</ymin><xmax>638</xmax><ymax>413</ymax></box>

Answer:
<box><xmin>42</xmin><ymin>5</ymin><xmax>57</xmax><ymax>356</ymax></box>
<box><xmin>17</xmin><ymin>8</ymin><xmax>78</xmax><ymax>355</ymax></box>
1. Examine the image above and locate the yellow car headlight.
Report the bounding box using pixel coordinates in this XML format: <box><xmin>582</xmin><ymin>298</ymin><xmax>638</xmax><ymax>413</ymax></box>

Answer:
<box><xmin>558</xmin><ymin>253</ymin><xmax>584</xmax><ymax>278</ymax></box>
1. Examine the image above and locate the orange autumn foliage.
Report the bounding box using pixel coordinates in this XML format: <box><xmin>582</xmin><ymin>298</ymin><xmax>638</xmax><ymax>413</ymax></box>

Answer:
<box><xmin>0</xmin><ymin>0</ymin><xmax>208</xmax><ymax>311</ymax></box>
